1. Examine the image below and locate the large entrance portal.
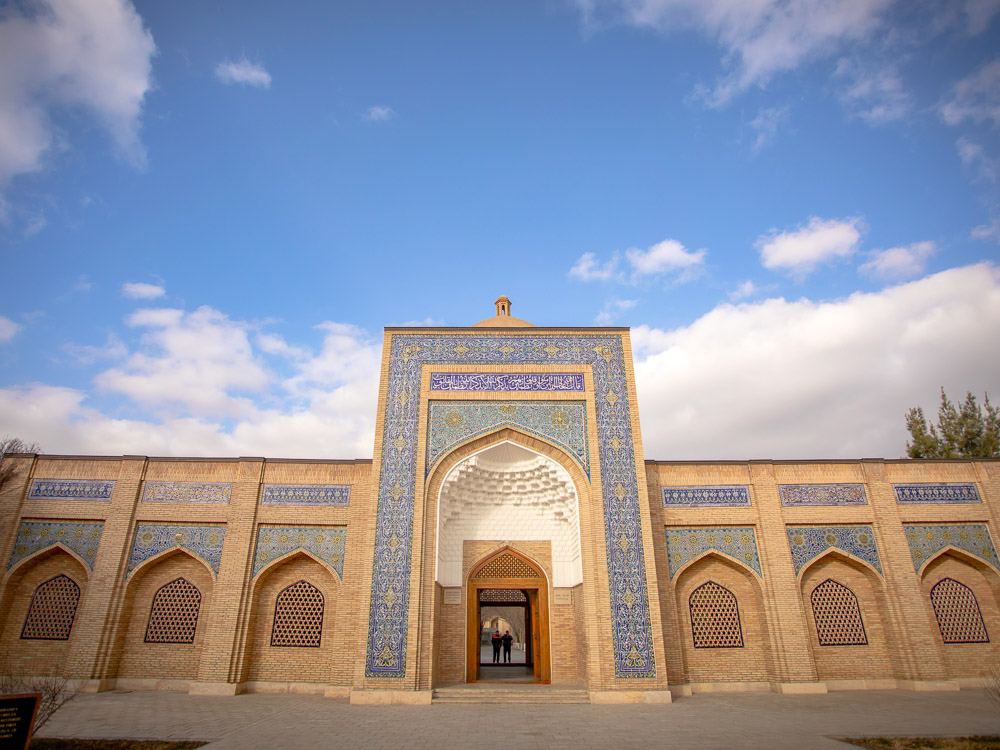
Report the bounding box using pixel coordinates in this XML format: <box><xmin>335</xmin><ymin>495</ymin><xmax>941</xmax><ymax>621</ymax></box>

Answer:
<box><xmin>466</xmin><ymin>549</ymin><xmax>550</xmax><ymax>683</ymax></box>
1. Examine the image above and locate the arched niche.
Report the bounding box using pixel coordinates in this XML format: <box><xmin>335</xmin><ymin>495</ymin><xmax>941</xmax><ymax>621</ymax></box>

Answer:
<box><xmin>673</xmin><ymin>552</ymin><xmax>775</xmax><ymax>684</ymax></box>
<box><xmin>242</xmin><ymin>551</ymin><xmax>341</xmax><ymax>686</ymax></box>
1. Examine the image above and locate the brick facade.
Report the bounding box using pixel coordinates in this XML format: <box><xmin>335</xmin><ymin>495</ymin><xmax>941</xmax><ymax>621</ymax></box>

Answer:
<box><xmin>2</xmin><ymin>309</ymin><xmax>998</xmax><ymax>701</ymax></box>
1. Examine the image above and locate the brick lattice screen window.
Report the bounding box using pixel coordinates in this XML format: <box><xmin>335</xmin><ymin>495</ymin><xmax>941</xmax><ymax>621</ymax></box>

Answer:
<box><xmin>689</xmin><ymin>581</ymin><xmax>744</xmax><ymax>648</ymax></box>
<box><xmin>474</xmin><ymin>553</ymin><xmax>540</xmax><ymax>579</ymax></box>
<box><xmin>811</xmin><ymin>579</ymin><xmax>868</xmax><ymax>646</ymax></box>
<box><xmin>271</xmin><ymin>580</ymin><xmax>324</xmax><ymax>648</ymax></box>
<box><xmin>480</xmin><ymin>588</ymin><xmax>527</xmax><ymax>603</ymax></box>
<box><xmin>144</xmin><ymin>577</ymin><xmax>202</xmax><ymax>644</ymax></box>
<box><xmin>931</xmin><ymin>577</ymin><xmax>989</xmax><ymax>644</ymax></box>
<box><xmin>21</xmin><ymin>574</ymin><xmax>81</xmax><ymax>640</ymax></box>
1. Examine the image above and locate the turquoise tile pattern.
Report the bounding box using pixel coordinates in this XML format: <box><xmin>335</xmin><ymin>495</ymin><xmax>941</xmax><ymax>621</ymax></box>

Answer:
<box><xmin>904</xmin><ymin>524</ymin><xmax>1000</xmax><ymax>572</ymax></box>
<box><xmin>426</xmin><ymin>400</ymin><xmax>589</xmax><ymax>478</ymax></box>
<box><xmin>786</xmin><ymin>526</ymin><xmax>882</xmax><ymax>574</ymax></box>
<box><xmin>142</xmin><ymin>481</ymin><xmax>232</xmax><ymax>504</ymax></box>
<box><xmin>28</xmin><ymin>479</ymin><xmax>115</xmax><ymax>501</ymax></box>
<box><xmin>261</xmin><ymin>485</ymin><xmax>351</xmax><ymax>506</ymax></box>
<box><xmin>779</xmin><ymin>484</ymin><xmax>867</xmax><ymax>506</ymax></box>
<box><xmin>7</xmin><ymin>521</ymin><xmax>104</xmax><ymax>570</ymax></box>
<box><xmin>366</xmin><ymin>333</ymin><xmax>655</xmax><ymax>679</ymax></box>
<box><xmin>252</xmin><ymin>526</ymin><xmax>347</xmax><ymax>578</ymax></box>
<box><xmin>662</xmin><ymin>486</ymin><xmax>751</xmax><ymax>507</ymax></box>
<box><xmin>127</xmin><ymin>524</ymin><xmax>226</xmax><ymax>576</ymax></box>
<box><xmin>894</xmin><ymin>483</ymin><xmax>981</xmax><ymax>504</ymax></box>
<box><xmin>665</xmin><ymin>527</ymin><xmax>762</xmax><ymax>578</ymax></box>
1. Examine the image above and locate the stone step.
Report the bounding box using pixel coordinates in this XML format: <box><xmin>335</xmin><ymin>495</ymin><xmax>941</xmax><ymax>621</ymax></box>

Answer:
<box><xmin>432</xmin><ymin>687</ymin><xmax>591</xmax><ymax>704</ymax></box>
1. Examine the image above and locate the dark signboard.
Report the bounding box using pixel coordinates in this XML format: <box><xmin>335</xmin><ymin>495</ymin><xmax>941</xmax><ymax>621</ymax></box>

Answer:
<box><xmin>0</xmin><ymin>693</ymin><xmax>41</xmax><ymax>750</ymax></box>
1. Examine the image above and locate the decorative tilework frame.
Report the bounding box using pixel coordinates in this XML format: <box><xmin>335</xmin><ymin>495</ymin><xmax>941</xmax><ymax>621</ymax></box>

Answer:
<box><xmin>779</xmin><ymin>484</ymin><xmax>867</xmax><ymax>507</ymax></box>
<box><xmin>365</xmin><ymin>333</ymin><xmax>655</xmax><ymax>679</ymax></box>
<box><xmin>426</xmin><ymin>400</ymin><xmax>589</xmax><ymax>478</ymax></box>
<box><xmin>894</xmin><ymin>483</ymin><xmax>981</xmax><ymax>504</ymax></box>
<box><xmin>662</xmin><ymin>486</ymin><xmax>751</xmax><ymax>507</ymax></box>
<box><xmin>142</xmin><ymin>481</ymin><xmax>232</xmax><ymax>504</ymax></box>
<box><xmin>127</xmin><ymin>524</ymin><xmax>226</xmax><ymax>577</ymax></box>
<box><xmin>252</xmin><ymin>526</ymin><xmax>347</xmax><ymax>578</ymax></box>
<box><xmin>261</xmin><ymin>485</ymin><xmax>351</xmax><ymax>506</ymax></box>
<box><xmin>664</xmin><ymin>527</ymin><xmax>762</xmax><ymax>578</ymax></box>
<box><xmin>28</xmin><ymin>479</ymin><xmax>115</xmax><ymax>501</ymax></box>
<box><xmin>429</xmin><ymin>372</ymin><xmax>585</xmax><ymax>391</ymax></box>
<box><xmin>786</xmin><ymin>526</ymin><xmax>882</xmax><ymax>575</ymax></box>
<box><xmin>7</xmin><ymin>521</ymin><xmax>104</xmax><ymax>571</ymax></box>
<box><xmin>904</xmin><ymin>524</ymin><xmax>1000</xmax><ymax>573</ymax></box>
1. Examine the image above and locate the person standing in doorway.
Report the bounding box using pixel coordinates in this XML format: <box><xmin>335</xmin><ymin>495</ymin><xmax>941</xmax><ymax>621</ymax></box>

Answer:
<box><xmin>501</xmin><ymin>630</ymin><xmax>513</xmax><ymax>663</ymax></box>
<box><xmin>491</xmin><ymin>630</ymin><xmax>502</xmax><ymax>663</ymax></box>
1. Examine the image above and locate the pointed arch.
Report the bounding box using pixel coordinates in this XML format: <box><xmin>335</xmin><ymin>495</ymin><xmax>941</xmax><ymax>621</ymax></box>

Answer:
<box><xmin>127</xmin><ymin>545</ymin><xmax>216</xmax><ymax>582</ymax></box>
<box><xmin>271</xmin><ymin>580</ymin><xmax>325</xmax><ymax>648</ymax></box>
<box><xmin>689</xmin><ymin>580</ymin><xmax>743</xmax><ymax>648</ymax></box>
<box><xmin>21</xmin><ymin>574</ymin><xmax>81</xmax><ymax>641</ymax></box>
<box><xmin>930</xmin><ymin>577</ymin><xmax>989</xmax><ymax>644</ymax></box>
<box><xmin>469</xmin><ymin>545</ymin><xmax>549</xmax><ymax>584</ymax></box>
<box><xmin>810</xmin><ymin>578</ymin><xmax>867</xmax><ymax>646</ymax></box>
<box><xmin>144</xmin><ymin>577</ymin><xmax>202</xmax><ymax>644</ymax></box>
<box><xmin>918</xmin><ymin>545</ymin><xmax>1000</xmax><ymax>581</ymax></box>
<box><xmin>672</xmin><ymin>548</ymin><xmax>764</xmax><ymax>585</ymax></box>
<box><xmin>797</xmin><ymin>547</ymin><xmax>883</xmax><ymax>585</ymax></box>
<box><xmin>3</xmin><ymin>544</ymin><xmax>91</xmax><ymax>586</ymax></box>
<box><xmin>252</xmin><ymin>548</ymin><xmax>343</xmax><ymax>585</ymax></box>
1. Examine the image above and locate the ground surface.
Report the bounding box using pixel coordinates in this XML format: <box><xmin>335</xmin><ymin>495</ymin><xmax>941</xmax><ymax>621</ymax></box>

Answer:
<box><xmin>36</xmin><ymin>688</ymin><xmax>1000</xmax><ymax>750</ymax></box>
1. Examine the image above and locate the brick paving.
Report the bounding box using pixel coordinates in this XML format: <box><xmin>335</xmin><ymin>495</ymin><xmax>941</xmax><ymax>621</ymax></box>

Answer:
<box><xmin>37</xmin><ymin>688</ymin><xmax>1000</xmax><ymax>750</ymax></box>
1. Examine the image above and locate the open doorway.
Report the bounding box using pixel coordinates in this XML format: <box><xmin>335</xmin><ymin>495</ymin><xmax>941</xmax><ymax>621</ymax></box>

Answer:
<box><xmin>479</xmin><ymin>589</ymin><xmax>530</xmax><ymax>671</ymax></box>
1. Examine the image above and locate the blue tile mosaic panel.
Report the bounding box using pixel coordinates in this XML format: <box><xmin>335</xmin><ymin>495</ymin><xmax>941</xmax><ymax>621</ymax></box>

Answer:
<box><xmin>426</xmin><ymin>400</ymin><xmax>589</xmax><ymax>478</ymax></box>
<box><xmin>779</xmin><ymin>484</ymin><xmax>867</xmax><ymax>506</ymax></box>
<box><xmin>366</xmin><ymin>334</ymin><xmax>655</xmax><ymax>679</ymax></box>
<box><xmin>261</xmin><ymin>485</ymin><xmax>351</xmax><ymax>506</ymax></box>
<box><xmin>28</xmin><ymin>479</ymin><xmax>115</xmax><ymax>501</ymax></box>
<box><xmin>904</xmin><ymin>524</ymin><xmax>1000</xmax><ymax>572</ymax></box>
<box><xmin>786</xmin><ymin>526</ymin><xmax>882</xmax><ymax>575</ymax></box>
<box><xmin>7</xmin><ymin>521</ymin><xmax>104</xmax><ymax>570</ymax></box>
<box><xmin>252</xmin><ymin>526</ymin><xmax>347</xmax><ymax>578</ymax></box>
<box><xmin>665</xmin><ymin>527</ymin><xmax>761</xmax><ymax>578</ymax></box>
<box><xmin>127</xmin><ymin>524</ymin><xmax>226</xmax><ymax>576</ymax></box>
<box><xmin>662</xmin><ymin>486</ymin><xmax>751</xmax><ymax>507</ymax></box>
<box><xmin>894</xmin><ymin>483</ymin><xmax>981</xmax><ymax>504</ymax></box>
<box><xmin>429</xmin><ymin>372</ymin><xmax>585</xmax><ymax>391</ymax></box>
<box><xmin>142</xmin><ymin>481</ymin><xmax>232</xmax><ymax>504</ymax></box>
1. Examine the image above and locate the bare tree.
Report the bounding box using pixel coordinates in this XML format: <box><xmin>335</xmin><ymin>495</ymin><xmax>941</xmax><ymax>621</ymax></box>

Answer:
<box><xmin>0</xmin><ymin>649</ymin><xmax>76</xmax><ymax>731</ymax></box>
<box><xmin>0</xmin><ymin>435</ymin><xmax>40</xmax><ymax>489</ymax></box>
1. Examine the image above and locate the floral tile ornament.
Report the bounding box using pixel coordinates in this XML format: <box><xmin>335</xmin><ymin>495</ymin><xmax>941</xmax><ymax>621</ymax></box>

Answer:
<box><xmin>261</xmin><ymin>485</ymin><xmax>351</xmax><ymax>506</ymax></box>
<box><xmin>426</xmin><ymin>400</ymin><xmax>589</xmax><ymax>478</ymax></box>
<box><xmin>662</xmin><ymin>486</ymin><xmax>751</xmax><ymax>507</ymax></box>
<box><xmin>127</xmin><ymin>524</ymin><xmax>226</xmax><ymax>576</ymax></box>
<box><xmin>779</xmin><ymin>484</ymin><xmax>867</xmax><ymax>506</ymax></box>
<box><xmin>28</xmin><ymin>479</ymin><xmax>115</xmax><ymax>501</ymax></box>
<box><xmin>252</xmin><ymin>526</ymin><xmax>347</xmax><ymax>578</ymax></box>
<box><xmin>893</xmin><ymin>483</ymin><xmax>981</xmax><ymax>504</ymax></box>
<box><xmin>365</xmin><ymin>333</ymin><xmax>655</xmax><ymax>679</ymax></box>
<box><xmin>664</xmin><ymin>527</ymin><xmax>762</xmax><ymax>578</ymax></box>
<box><xmin>7</xmin><ymin>521</ymin><xmax>104</xmax><ymax>570</ymax></box>
<box><xmin>786</xmin><ymin>526</ymin><xmax>882</xmax><ymax>575</ymax></box>
<box><xmin>142</xmin><ymin>481</ymin><xmax>232</xmax><ymax>504</ymax></box>
<box><xmin>904</xmin><ymin>524</ymin><xmax>1000</xmax><ymax>572</ymax></box>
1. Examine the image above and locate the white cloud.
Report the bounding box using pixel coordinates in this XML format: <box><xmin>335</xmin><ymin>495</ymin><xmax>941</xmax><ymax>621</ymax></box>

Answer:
<box><xmin>858</xmin><ymin>241</ymin><xmax>937</xmax><ymax>281</ymax></box>
<box><xmin>749</xmin><ymin>106</ymin><xmax>788</xmax><ymax>152</ymax></box>
<box><xmin>121</xmin><ymin>281</ymin><xmax>165</xmax><ymax>299</ymax></box>
<box><xmin>576</xmin><ymin>0</ymin><xmax>891</xmax><ymax>104</ymax></box>
<box><xmin>940</xmin><ymin>56</ymin><xmax>1000</xmax><ymax>127</ymax></box>
<box><xmin>569</xmin><ymin>251</ymin><xmax>620</xmax><ymax>282</ymax></box>
<box><xmin>62</xmin><ymin>333</ymin><xmax>127</xmax><ymax>365</ymax></box>
<box><xmin>364</xmin><ymin>105</ymin><xmax>395</xmax><ymax>122</ymax></box>
<box><xmin>956</xmin><ymin>136</ymin><xmax>997</xmax><ymax>182</ymax></box>
<box><xmin>625</xmin><ymin>239</ymin><xmax>705</xmax><ymax>276</ymax></box>
<box><xmin>595</xmin><ymin>298</ymin><xmax>637</xmax><ymax>325</ymax></box>
<box><xmin>214</xmin><ymin>58</ymin><xmax>272</xmax><ymax>88</ymax></box>
<box><xmin>835</xmin><ymin>59</ymin><xmax>911</xmax><ymax>125</ymax></box>
<box><xmin>960</xmin><ymin>0</ymin><xmax>1000</xmax><ymax>34</ymax></box>
<box><xmin>757</xmin><ymin>216</ymin><xmax>864</xmax><ymax>278</ymax></box>
<box><xmin>0</xmin><ymin>316</ymin><xmax>22</xmax><ymax>343</ymax></box>
<box><xmin>0</xmin><ymin>0</ymin><xmax>155</xmax><ymax>187</ymax></box>
<box><xmin>633</xmin><ymin>263</ymin><xmax>1000</xmax><ymax>459</ymax></box>
<box><xmin>73</xmin><ymin>276</ymin><xmax>94</xmax><ymax>293</ymax></box>
<box><xmin>728</xmin><ymin>280</ymin><xmax>759</xmax><ymax>302</ymax></box>
<box><xmin>973</xmin><ymin>218</ymin><xmax>1000</xmax><ymax>243</ymax></box>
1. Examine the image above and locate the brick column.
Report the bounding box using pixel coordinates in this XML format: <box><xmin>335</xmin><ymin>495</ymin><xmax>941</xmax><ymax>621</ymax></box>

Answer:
<box><xmin>190</xmin><ymin>457</ymin><xmax>263</xmax><ymax>694</ymax></box>
<box><xmin>64</xmin><ymin>456</ymin><xmax>146</xmax><ymax>689</ymax></box>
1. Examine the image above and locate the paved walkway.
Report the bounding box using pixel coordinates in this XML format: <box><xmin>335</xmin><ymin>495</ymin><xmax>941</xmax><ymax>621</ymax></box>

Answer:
<box><xmin>38</xmin><ymin>688</ymin><xmax>1000</xmax><ymax>750</ymax></box>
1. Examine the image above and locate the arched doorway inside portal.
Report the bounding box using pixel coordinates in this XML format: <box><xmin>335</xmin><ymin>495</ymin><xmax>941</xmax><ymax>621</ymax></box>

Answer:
<box><xmin>466</xmin><ymin>547</ymin><xmax>550</xmax><ymax>683</ymax></box>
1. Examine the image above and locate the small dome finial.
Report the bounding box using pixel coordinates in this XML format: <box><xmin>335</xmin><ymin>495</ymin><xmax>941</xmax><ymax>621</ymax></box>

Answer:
<box><xmin>495</xmin><ymin>295</ymin><xmax>511</xmax><ymax>317</ymax></box>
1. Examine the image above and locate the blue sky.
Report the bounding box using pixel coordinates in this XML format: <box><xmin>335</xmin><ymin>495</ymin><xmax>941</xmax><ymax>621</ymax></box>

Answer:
<box><xmin>0</xmin><ymin>0</ymin><xmax>998</xmax><ymax>460</ymax></box>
